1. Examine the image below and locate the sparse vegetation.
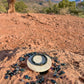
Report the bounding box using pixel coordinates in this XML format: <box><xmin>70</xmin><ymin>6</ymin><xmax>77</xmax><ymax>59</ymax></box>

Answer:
<box><xmin>15</xmin><ymin>1</ymin><xmax>28</xmax><ymax>13</ymax></box>
<box><xmin>0</xmin><ymin>0</ymin><xmax>84</xmax><ymax>18</ymax></box>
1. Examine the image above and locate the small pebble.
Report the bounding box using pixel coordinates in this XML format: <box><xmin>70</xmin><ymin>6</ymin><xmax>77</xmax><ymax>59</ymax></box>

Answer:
<box><xmin>54</xmin><ymin>59</ymin><xmax>60</xmax><ymax>63</ymax></box>
<box><xmin>14</xmin><ymin>64</ymin><xmax>18</xmax><ymax>66</ymax></box>
<box><xmin>51</xmin><ymin>79</ymin><xmax>57</xmax><ymax>84</ymax></box>
<box><xmin>4</xmin><ymin>75</ymin><xmax>9</xmax><ymax>79</ymax></box>
<box><xmin>30</xmin><ymin>81</ymin><xmax>36</xmax><ymax>84</ymax></box>
<box><xmin>7</xmin><ymin>70</ymin><xmax>11</xmax><ymax>73</ymax></box>
<box><xmin>9</xmin><ymin>72</ymin><xmax>14</xmax><ymax>76</ymax></box>
<box><xmin>26</xmin><ymin>82</ymin><xmax>29</xmax><ymax>84</ymax></box>
<box><xmin>20</xmin><ymin>68</ymin><xmax>25</xmax><ymax>72</ymax></box>
<box><xmin>15</xmin><ymin>67</ymin><xmax>20</xmax><ymax>71</ymax></box>
<box><xmin>13</xmin><ymin>70</ymin><xmax>18</xmax><ymax>75</ymax></box>
<box><xmin>53</xmin><ymin>63</ymin><xmax>57</xmax><ymax>67</ymax></box>
<box><xmin>24</xmin><ymin>75</ymin><xmax>31</xmax><ymax>80</ymax></box>
<box><xmin>53</xmin><ymin>74</ymin><xmax>59</xmax><ymax>78</ymax></box>
<box><xmin>59</xmin><ymin>71</ymin><xmax>65</xmax><ymax>75</ymax></box>
<box><xmin>60</xmin><ymin>76</ymin><xmax>63</xmax><ymax>79</ymax></box>
<box><xmin>19</xmin><ymin>57</ymin><xmax>25</xmax><ymax>61</ymax></box>
<box><xmin>61</xmin><ymin>63</ymin><xmax>66</xmax><ymax>66</ymax></box>
<box><xmin>24</xmin><ymin>75</ymin><xmax>29</xmax><ymax>79</ymax></box>
<box><xmin>51</xmin><ymin>67</ymin><xmax>55</xmax><ymax>70</ymax></box>
<box><xmin>19</xmin><ymin>79</ymin><xmax>25</xmax><ymax>82</ymax></box>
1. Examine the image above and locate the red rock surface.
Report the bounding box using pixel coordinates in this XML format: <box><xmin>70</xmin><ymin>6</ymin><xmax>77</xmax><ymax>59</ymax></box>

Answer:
<box><xmin>0</xmin><ymin>13</ymin><xmax>84</xmax><ymax>84</ymax></box>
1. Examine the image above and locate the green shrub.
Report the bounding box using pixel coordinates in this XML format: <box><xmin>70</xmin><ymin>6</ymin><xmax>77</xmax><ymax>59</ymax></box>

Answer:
<box><xmin>0</xmin><ymin>4</ymin><xmax>7</xmax><ymax>13</ymax></box>
<box><xmin>15</xmin><ymin>1</ymin><xmax>28</xmax><ymax>13</ymax></box>
<box><xmin>1</xmin><ymin>0</ymin><xmax>8</xmax><ymax>10</ymax></box>
<box><xmin>59</xmin><ymin>8</ymin><xmax>69</xmax><ymax>15</ymax></box>
<box><xmin>53</xmin><ymin>4</ymin><xmax>60</xmax><ymax>14</ymax></box>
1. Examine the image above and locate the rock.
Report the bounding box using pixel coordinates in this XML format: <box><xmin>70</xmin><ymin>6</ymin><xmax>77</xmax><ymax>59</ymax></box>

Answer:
<box><xmin>4</xmin><ymin>75</ymin><xmax>9</xmax><ymax>79</ymax></box>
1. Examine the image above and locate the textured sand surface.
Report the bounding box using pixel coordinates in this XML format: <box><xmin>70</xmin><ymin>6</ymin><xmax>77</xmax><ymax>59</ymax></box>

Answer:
<box><xmin>0</xmin><ymin>13</ymin><xmax>84</xmax><ymax>84</ymax></box>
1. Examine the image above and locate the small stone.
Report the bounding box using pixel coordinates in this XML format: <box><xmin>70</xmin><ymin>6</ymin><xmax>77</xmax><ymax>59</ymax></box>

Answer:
<box><xmin>13</xmin><ymin>70</ymin><xmax>18</xmax><ymax>75</ymax></box>
<box><xmin>28</xmin><ymin>77</ymin><xmax>31</xmax><ymax>80</ymax></box>
<box><xmin>24</xmin><ymin>75</ymin><xmax>31</xmax><ymax>80</ymax></box>
<box><xmin>19</xmin><ymin>79</ymin><xmax>25</xmax><ymax>82</ymax></box>
<box><xmin>7</xmin><ymin>70</ymin><xmax>11</xmax><ymax>73</ymax></box>
<box><xmin>24</xmin><ymin>75</ymin><xmax>29</xmax><ymax>79</ymax></box>
<box><xmin>36</xmin><ymin>76</ymin><xmax>38</xmax><ymax>79</ymax></box>
<box><xmin>54</xmin><ymin>59</ymin><xmax>60</xmax><ymax>63</ymax></box>
<box><xmin>55</xmin><ymin>65</ymin><xmax>61</xmax><ymax>72</ymax></box>
<box><xmin>4</xmin><ymin>75</ymin><xmax>9</xmax><ymax>79</ymax></box>
<box><xmin>15</xmin><ymin>67</ymin><xmax>20</xmax><ymax>71</ymax></box>
<box><xmin>19</xmin><ymin>57</ymin><xmax>25</xmax><ymax>61</ymax></box>
<box><xmin>53</xmin><ymin>63</ymin><xmax>57</xmax><ymax>67</ymax></box>
<box><xmin>60</xmin><ymin>76</ymin><xmax>63</xmax><ymax>79</ymax></box>
<box><xmin>14</xmin><ymin>64</ymin><xmax>18</xmax><ymax>66</ymax></box>
<box><xmin>20</xmin><ymin>68</ymin><xmax>25</xmax><ymax>72</ymax></box>
<box><xmin>5</xmin><ymin>70</ymin><xmax>11</xmax><ymax>75</ymax></box>
<box><xmin>51</xmin><ymin>67</ymin><xmax>55</xmax><ymax>70</ymax></box>
<box><xmin>30</xmin><ymin>81</ymin><xmax>36</xmax><ymax>84</ymax></box>
<box><xmin>9</xmin><ymin>72</ymin><xmax>14</xmax><ymax>77</ymax></box>
<box><xmin>36</xmin><ymin>80</ymin><xmax>39</xmax><ymax>84</ymax></box>
<box><xmin>53</xmin><ymin>74</ymin><xmax>59</xmax><ymax>78</ymax></box>
<box><xmin>26</xmin><ymin>82</ymin><xmax>29</xmax><ymax>84</ymax></box>
<box><xmin>51</xmin><ymin>79</ymin><xmax>57</xmax><ymax>84</ymax></box>
<box><xmin>40</xmin><ymin>77</ymin><xmax>44</xmax><ymax>82</ymax></box>
<box><xmin>59</xmin><ymin>71</ymin><xmax>65</xmax><ymax>75</ymax></box>
<box><xmin>61</xmin><ymin>63</ymin><xmax>66</xmax><ymax>66</ymax></box>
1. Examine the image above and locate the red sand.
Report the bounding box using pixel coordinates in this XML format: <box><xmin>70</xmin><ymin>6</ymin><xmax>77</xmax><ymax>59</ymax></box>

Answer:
<box><xmin>0</xmin><ymin>13</ymin><xmax>84</xmax><ymax>84</ymax></box>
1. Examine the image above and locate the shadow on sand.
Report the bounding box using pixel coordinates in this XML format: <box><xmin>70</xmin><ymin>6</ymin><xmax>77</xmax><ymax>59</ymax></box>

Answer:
<box><xmin>0</xmin><ymin>47</ymin><xmax>19</xmax><ymax>61</ymax></box>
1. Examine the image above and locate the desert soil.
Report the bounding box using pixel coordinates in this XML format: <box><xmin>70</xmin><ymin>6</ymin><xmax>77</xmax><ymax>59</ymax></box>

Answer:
<box><xmin>0</xmin><ymin>13</ymin><xmax>84</xmax><ymax>84</ymax></box>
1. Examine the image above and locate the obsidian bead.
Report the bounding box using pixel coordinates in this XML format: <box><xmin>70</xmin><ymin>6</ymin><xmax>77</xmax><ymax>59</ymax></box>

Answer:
<box><xmin>4</xmin><ymin>75</ymin><xmax>9</xmax><ymax>79</ymax></box>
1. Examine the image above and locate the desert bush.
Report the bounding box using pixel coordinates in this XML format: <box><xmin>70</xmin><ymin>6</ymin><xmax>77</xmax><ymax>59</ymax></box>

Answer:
<box><xmin>0</xmin><ymin>4</ymin><xmax>7</xmax><ymax>13</ymax></box>
<box><xmin>59</xmin><ymin>8</ymin><xmax>69</xmax><ymax>15</ymax></box>
<box><xmin>1</xmin><ymin>0</ymin><xmax>8</xmax><ymax>10</ymax></box>
<box><xmin>15</xmin><ymin>1</ymin><xmax>28</xmax><ymax>13</ymax></box>
<box><xmin>53</xmin><ymin>4</ymin><xmax>60</xmax><ymax>14</ymax></box>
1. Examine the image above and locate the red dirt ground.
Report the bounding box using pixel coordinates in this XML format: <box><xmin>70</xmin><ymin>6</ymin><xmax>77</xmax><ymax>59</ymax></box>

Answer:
<box><xmin>0</xmin><ymin>13</ymin><xmax>84</xmax><ymax>84</ymax></box>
